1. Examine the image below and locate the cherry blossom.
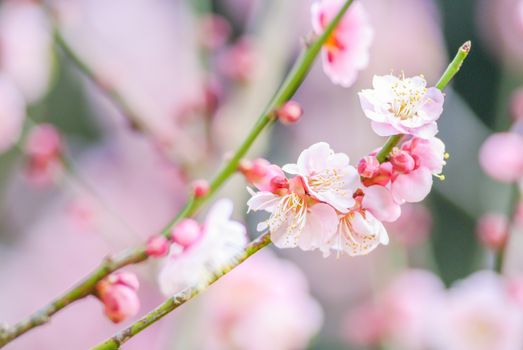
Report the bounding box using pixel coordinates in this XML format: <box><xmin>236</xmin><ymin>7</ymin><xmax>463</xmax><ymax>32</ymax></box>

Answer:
<box><xmin>311</xmin><ymin>0</ymin><xmax>373</xmax><ymax>87</ymax></box>
<box><xmin>390</xmin><ymin>136</ymin><xmax>446</xmax><ymax>203</ymax></box>
<box><xmin>282</xmin><ymin>142</ymin><xmax>359</xmax><ymax>212</ymax></box>
<box><xmin>158</xmin><ymin>199</ymin><xmax>247</xmax><ymax>295</ymax></box>
<box><xmin>433</xmin><ymin>271</ymin><xmax>523</xmax><ymax>350</ymax></box>
<box><xmin>200</xmin><ymin>252</ymin><xmax>323</xmax><ymax>350</ymax></box>
<box><xmin>479</xmin><ymin>132</ymin><xmax>523</xmax><ymax>183</ymax></box>
<box><xmin>359</xmin><ymin>74</ymin><xmax>445</xmax><ymax>138</ymax></box>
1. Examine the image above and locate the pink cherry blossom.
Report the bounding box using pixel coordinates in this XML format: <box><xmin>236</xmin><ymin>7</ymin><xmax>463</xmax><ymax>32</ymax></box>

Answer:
<box><xmin>247</xmin><ymin>177</ymin><xmax>339</xmax><ymax>255</ymax></box>
<box><xmin>476</xmin><ymin>213</ymin><xmax>509</xmax><ymax>250</ymax></box>
<box><xmin>0</xmin><ymin>75</ymin><xmax>25</xmax><ymax>153</ymax></box>
<box><xmin>311</xmin><ymin>0</ymin><xmax>373</xmax><ymax>87</ymax></box>
<box><xmin>359</xmin><ymin>74</ymin><xmax>444</xmax><ymax>138</ymax></box>
<box><xmin>282</xmin><ymin>142</ymin><xmax>359</xmax><ymax>212</ymax></box>
<box><xmin>330</xmin><ymin>206</ymin><xmax>389</xmax><ymax>256</ymax></box>
<box><xmin>95</xmin><ymin>272</ymin><xmax>140</xmax><ymax>323</ymax></box>
<box><xmin>200</xmin><ymin>252</ymin><xmax>323</xmax><ymax>350</ymax></box>
<box><xmin>342</xmin><ymin>269</ymin><xmax>445</xmax><ymax>349</ymax></box>
<box><xmin>391</xmin><ymin>136</ymin><xmax>446</xmax><ymax>203</ymax></box>
<box><xmin>158</xmin><ymin>199</ymin><xmax>247</xmax><ymax>295</ymax></box>
<box><xmin>433</xmin><ymin>271</ymin><xmax>523</xmax><ymax>350</ymax></box>
<box><xmin>361</xmin><ymin>185</ymin><xmax>401</xmax><ymax>222</ymax></box>
<box><xmin>479</xmin><ymin>132</ymin><xmax>523</xmax><ymax>183</ymax></box>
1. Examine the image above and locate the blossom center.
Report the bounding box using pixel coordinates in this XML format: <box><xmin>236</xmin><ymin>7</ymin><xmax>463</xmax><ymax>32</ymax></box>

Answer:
<box><xmin>389</xmin><ymin>76</ymin><xmax>427</xmax><ymax>120</ymax></box>
<box><xmin>308</xmin><ymin>169</ymin><xmax>348</xmax><ymax>196</ymax></box>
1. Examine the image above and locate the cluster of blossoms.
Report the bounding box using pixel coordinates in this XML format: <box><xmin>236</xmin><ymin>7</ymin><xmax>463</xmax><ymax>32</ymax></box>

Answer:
<box><xmin>343</xmin><ymin>270</ymin><xmax>523</xmax><ymax>350</ymax></box>
<box><xmin>245</xmin><ymin>73</ymin><xmax>446</xmax><ymax>257</ymax></box>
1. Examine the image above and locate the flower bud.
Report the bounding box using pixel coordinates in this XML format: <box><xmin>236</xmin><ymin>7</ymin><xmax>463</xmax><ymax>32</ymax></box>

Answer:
<box><xmin>479</xmin><ymin>132</ymin><xmax>523</xmax><ymax>183</ymax></box>
<box><xmin>390</xmin><ymin>149</ymin><xmax>416</xmax><ymax>173</ymax></box>
<box><xmin>361</xmin><ymin>162</ymin><xmax>393</xmax><ymax>187</ymax></box>
<box><xmin>171</xmin><ymin>218</ymin><xmax>202</xmax><ymax>249</ymax></box>
<box><xmin>192</xmin><ymin>179</ymin><xmax>210</xmax><ymax>198</ymax></box>
<box><xmin>358</xmin><ymin>156</ymin><xmax>380</xmax><ymax>178</ymax></box>
<box><xmin>96</xmin><ymin>272</ymin><xmax>140</xmax><ymax>323</ymax></box>
<box><xmin>239</xmin><ymin>158</ymin><xmax>287</xmax><ymax>193</ymax></box>
<box><xmin>146</xmin><ymin>235</ymin><xmax>170</xmax><ymax>257</ymax></box>
<box><xmin>199</xmin><ymin>14</ymin><xmax>231</xmax><ymax>50</ymax></box>
<box><xmin>25</xmin><ymin>124</ymin><xmax>62</xmax><ymax>161</ymax></box>
<box><xmin>276</xmin><ymin>101</ymin><xmax>303</xmax><ymax>124</ymax></box>
<box><xmin>476</xmin><ymin>213</ymin><xmax>509</xmax><ymax>250</ymax></box>
<box><xmin>218</xmin><ymin>37</ymin><xmax>256</xmax><ymax>83</ymax></box>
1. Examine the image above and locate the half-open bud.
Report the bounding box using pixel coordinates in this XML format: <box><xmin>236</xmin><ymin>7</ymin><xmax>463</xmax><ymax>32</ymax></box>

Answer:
<box><xmin>146</xmin><ymin>235</ymin><xmax>170</xmax><ymax>257</ymax></box>
<box><xmin>192</xmin><ymin>179</ymin><xmax>210</xmax><ymax>198</ymax></box>
<box><xmin>476</xmin><ymin>213</ymin><xmax>509</xmax><ymax>250</ymax></box>
<box><xmin>239</xmin><ymin>158</ymin><xmax>288</xmax><ymax>193</ymax></box>
<box><xmin>390</xmin><ymin>148</ymin><xmax>416</xmax><ymax>173</ymax></box>
<box><xmin>96</xmin><ymin>272</ymin><xmax>140</xmax><ymax>323</ymax></box>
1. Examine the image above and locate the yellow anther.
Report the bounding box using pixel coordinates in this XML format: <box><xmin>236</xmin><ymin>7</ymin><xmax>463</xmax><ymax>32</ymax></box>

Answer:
<box><xmin>434</xmin><ymin>174</ymin><xmax>446</xmax><ymax>181</ymax></box>
<box><xmin>444</xmin><ymin>152</ymin><xmax>450</xmax><ymax>160</ymax></box>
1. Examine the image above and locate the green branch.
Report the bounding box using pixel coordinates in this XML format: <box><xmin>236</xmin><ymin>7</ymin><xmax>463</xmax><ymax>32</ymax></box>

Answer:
<box><xmin>0</xmin><ymin>1</ymin><xmax>354</xmax><ymax>347</ymax></box>
<box><xmin>91</xmin><ymin>233</ymin><xmax>272</xmax><ymax>350</ymax></box>
<box><xmin>375</xmin><ymin>41</ymin><xmax>471</xmax><ymax>163</ymax></box>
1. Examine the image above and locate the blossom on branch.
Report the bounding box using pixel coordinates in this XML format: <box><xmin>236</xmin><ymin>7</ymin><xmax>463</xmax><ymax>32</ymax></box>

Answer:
<box><xmin>158</xmin><ymin>199</ymin><xmax>247</xmax><ymax>295</ymax></box>
<box><xmin>311</xmin><ymin>0</ymin><xmax>373</xmax><ymax>87</ymax></box>
<box><xmin>359</xmin><ymin>74</ymin><xmax>444</xmax><ymax>138</ymax></box>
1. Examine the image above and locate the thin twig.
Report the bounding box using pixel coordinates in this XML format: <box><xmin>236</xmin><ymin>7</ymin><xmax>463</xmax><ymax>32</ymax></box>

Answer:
<box><xmin>91</xmin><ymin>232</ymin><xmax>272</xmax><ymax>350</ymax></box>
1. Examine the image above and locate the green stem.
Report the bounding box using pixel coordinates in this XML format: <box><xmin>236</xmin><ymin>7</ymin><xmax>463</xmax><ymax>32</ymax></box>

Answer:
<box><xmin>494</xmin><ymin>183</ymin><xmax>521</xmax><ymax>273</ymax></box>
<box><xmin>435</xmin><ymin>41</ymin><xmax>471</xmax><ymax>91</ymax></box>
<box><xmin>91</xmin><ymin>233</ymin><xmax>272</xmax><ymax>350</ymax></box>
<box><xmin>160</xmin><ymin>0</ymin><xmax>355</xmax><ymax>236</ymax></box>
<box><xmin>375</xmin><ymin>41</ymin><xmax>471</xmax><ymax>163</ymax></box>
<box><xmin>0</xmin><ymin>2</ymin><xmax>355</xmax><ymax>347</ymax></box>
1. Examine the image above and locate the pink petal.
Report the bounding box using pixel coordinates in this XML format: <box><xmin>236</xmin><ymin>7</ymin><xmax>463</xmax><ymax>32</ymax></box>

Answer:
<box><xmin>362</xmin><ymin>185</ymin><xmax>401</xmax><ymax>222</ymax></box>
<box><xmin>392</xmin><ymin>168</ymin><xmax>433</xmax><ymax>203</ymax></box>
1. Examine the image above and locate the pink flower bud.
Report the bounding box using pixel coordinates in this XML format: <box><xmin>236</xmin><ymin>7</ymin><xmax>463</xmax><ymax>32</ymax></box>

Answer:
<box><xmin>476</xmin><ymin>213</ymin><xmax>509</xmax><ymax>250</ymax></box>
<box><xmin>96</xmin><ymin>272</ymin><xmax>140</xmax><ymax>323</ymax></box>
<box><xmin>192</xmin><ymin>179</ymin><xmax>210</xmax><ymax>198</ymax></box>
<box><xmin>25</xmin><ymin>124</ymin><xmax>62</xmax><ymax>161</ymax></box>
<box><xmin>276</xmin><ymin>101</ymin><xmax>303</xmax><ymax>124</ymax></box>
<box><xmin>199</xmin><ymin>14</ymin><xmax>231</xmax><ymax>50</ymax></box>
<box><xmin>171</xmin><ymin>218</ymin><xmax>202</xmax><ymax>249</ymax></box>
<box><xmin>390</xmin><ymin>149</ymin><xmax>416</xmax><ymax>173</ymax></box>
<box><xmin>479</xmin><ymin>132</ymin><xmax>523</xmax><ymax>183</ymax></box>
<box><xmin>106</xmin><ymin>272</ymin><xmax>140</xmax><ymax>291</ymax></box>
<box><xmin>24</xmin><ymin>124</ymin><xmax>63</xmax><ymax>187</ymax></box>
<box><xmin>361</xmin><ymin>162</ymin><xmax>393</xmax><ymax>187</ymax></box>
<box><xmin>239</xmin><ymin>158</ymin><xmax>287</xmax><ymax>193</ymax></box>
<box><xmin>510</xmin><ymin>88</ymin><xmax>523</xmax><ymax>121</ymax></box>
<box><xmin>218</xmin><ymin>37</ymin><xmax>256</xmax><ymax>83</ymax></box>
<box><xmin>146</xmin><ymin>235</ymin><xmax>170</xmax><ymax>257</ymax></box>
<box><xmin>358</xmin><ymin>156</ymin><xmax>380</xmax><ymax>178</ymax></box>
